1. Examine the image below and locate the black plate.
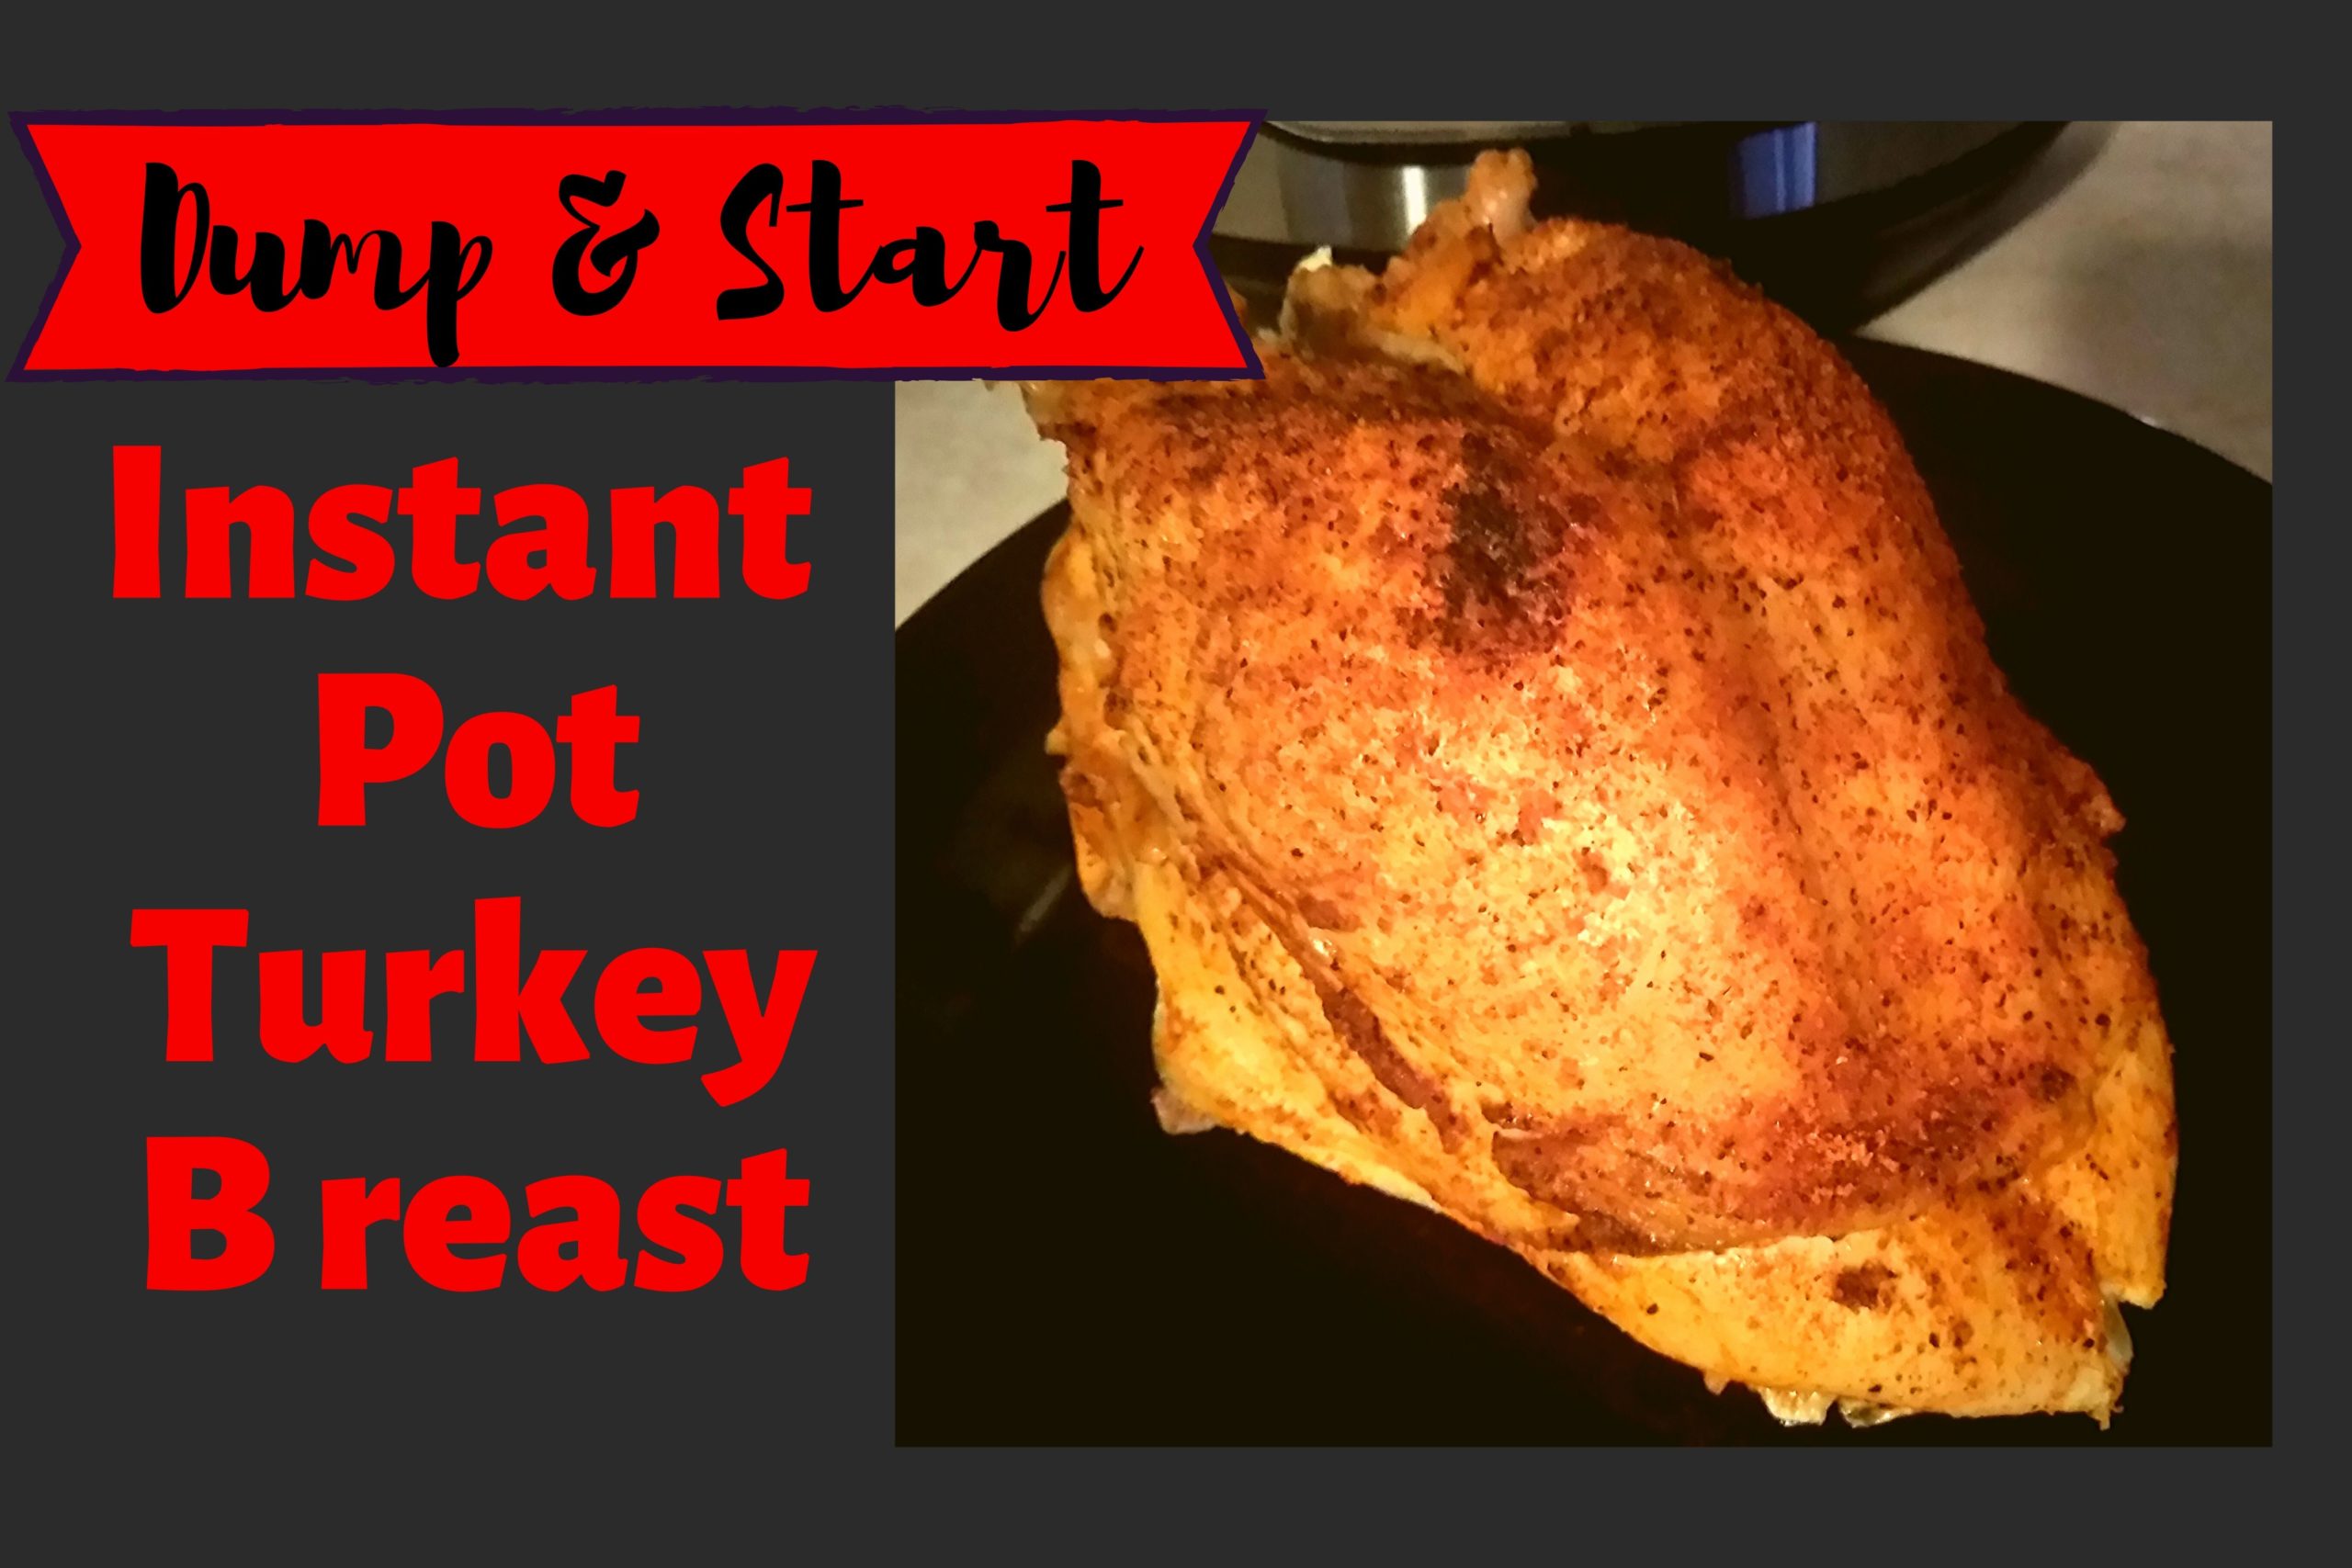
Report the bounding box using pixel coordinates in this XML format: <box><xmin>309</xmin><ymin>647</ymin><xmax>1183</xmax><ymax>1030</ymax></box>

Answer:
<box><xmin>896</xmin><ymin>340</ymin><xmax>2272</xmax><ymax>1445</ymax></box>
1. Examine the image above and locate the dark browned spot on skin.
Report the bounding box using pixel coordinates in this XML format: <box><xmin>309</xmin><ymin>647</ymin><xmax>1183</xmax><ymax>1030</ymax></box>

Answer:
<box><xmin>1815</xmin><ymin>1077</ymin><xmax>2022</xmax><ymax>1213</ymax></box>
<box><xmin>1950</xmin><ymin>1318</ymin><xmax>1974</xmax><ymax>1349</ymax></box>
<box><xmin>1434</xmin><ymin>434</ymin><xmax>1567</xmax><ymax>643</ymax></box>
<box><xmin>1328</xmin><ymin>1086</ymin><xmax>1398</xmax><ymax>1137</ymax></box>
<box><xmin>1576</xmin><ymin>848</ymin><xmax>1613</xmax><ymax>894</ymax></box>
<box><xmin>1487</xmin><ymin>1122</ymin><xmax>1675</xmax><ymax>1256</ymax></box>
<box><xmin>1296</xmin><ymin>893</ymin><xmax>1359</xmax><ymax>932</ymax></box>
<box><xmin>2031</xmin><ymin>1063</ymin><xmax>2077</xmax><ymax>1104</ymax></box>
<box><xmin>1566</xmin><ymin>1210</ymin><xmax>1671</xmax><ymax>1255</ymax></box>
<box><xmin>1669</xmin><ymin>403</ymin><xmax>1770</xmax><ymax>486</ymax></box>
<box><xmin>1490</xmin><ymin>1124</ymin><xmax>1596</xmax><ymax>1213</ymax></box>
<box><xmin>1312</xmin><ymin>977</ymin><xmax>1464</xmax><ymax>1147</ymax></box>
<box><xmin>1225</xmin><ymin>876</ymin><xmax>1466</xmax><ymax>1150</ymax></box>
<box><xmin>1831</xmin><ymin>1262</ymin><xmax>1898</xmax><ymax>1311</ymax></box>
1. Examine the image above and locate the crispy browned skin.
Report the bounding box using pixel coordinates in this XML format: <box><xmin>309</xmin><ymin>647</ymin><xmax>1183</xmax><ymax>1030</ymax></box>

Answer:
<box><xmin>1027</xmin><ymin>152</ymin><xmax>2174</xmax><ymax>1420</ymax></box>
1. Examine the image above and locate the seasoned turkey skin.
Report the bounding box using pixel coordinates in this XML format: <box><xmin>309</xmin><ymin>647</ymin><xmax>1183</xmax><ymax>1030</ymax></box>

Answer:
<box><xmin>1025</xmin><ymin>151</ymin><xmax>2175</xmax><ymax>1422</ymax></box>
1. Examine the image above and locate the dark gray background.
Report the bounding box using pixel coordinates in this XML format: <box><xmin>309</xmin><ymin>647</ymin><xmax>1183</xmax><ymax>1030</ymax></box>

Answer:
<box><xmin>5</xmin><ymin>57</ymin><xmax>894</xmax><ymax>1542</ymax></box>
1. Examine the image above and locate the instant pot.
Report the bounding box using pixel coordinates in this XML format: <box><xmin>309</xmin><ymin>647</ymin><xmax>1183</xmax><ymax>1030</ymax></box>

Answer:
<box><xmin>1213</xmin><ymin>120</ymin><xmax>2074</xmax><ymax>331</ymax></box>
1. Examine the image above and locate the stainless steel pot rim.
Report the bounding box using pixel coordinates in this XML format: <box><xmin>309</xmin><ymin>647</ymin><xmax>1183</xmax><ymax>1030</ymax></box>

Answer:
<box><xmin>1221</xmin><ymin>122</ymin><xmax>2030</xmax><ymax>251</ymax></box>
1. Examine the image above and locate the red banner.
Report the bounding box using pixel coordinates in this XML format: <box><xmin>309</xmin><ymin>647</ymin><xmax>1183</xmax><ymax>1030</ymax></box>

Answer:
<box><xmin>12</xmin><ymin>112</ymin><xmax>1261</xmax><ymax>378</ymax></box>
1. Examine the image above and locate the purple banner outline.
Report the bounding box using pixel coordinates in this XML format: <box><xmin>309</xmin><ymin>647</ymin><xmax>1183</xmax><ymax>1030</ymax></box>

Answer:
<box><xmin>6</xmin><ymin>106</ymin><xmax>1265</xmax><ymax>384</ymax></box>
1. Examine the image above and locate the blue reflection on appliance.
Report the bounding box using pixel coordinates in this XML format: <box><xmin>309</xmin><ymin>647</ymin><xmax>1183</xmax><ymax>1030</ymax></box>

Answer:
<box><xmin>1732</xmin><ymin>123</ymin><xmax>1820</xmax><ymax>217</ymax></box>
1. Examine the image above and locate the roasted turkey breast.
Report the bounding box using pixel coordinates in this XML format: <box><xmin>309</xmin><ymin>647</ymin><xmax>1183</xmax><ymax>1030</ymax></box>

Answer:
<box><xmin>1024</xmin><ymin>151</ymin><xmax>2175</xmax><ymax>1423</ymax></box>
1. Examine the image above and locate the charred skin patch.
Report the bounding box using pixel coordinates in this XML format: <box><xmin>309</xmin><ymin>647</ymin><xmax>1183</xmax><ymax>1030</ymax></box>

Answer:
<box><xmin>1434</xmin><ymin>433</ymin><xmax>1575</xmax><ymax>647</ymax></box>
<box><xmin>2032</xmin><ymin>1063</ymin><xmax>2078</xmax><ymax>1104</ymax></box>
<box><xmin>1831</xmin><ymin>1262</ymin><xmax>1898</xmax><ymax>1311</ymax></box>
